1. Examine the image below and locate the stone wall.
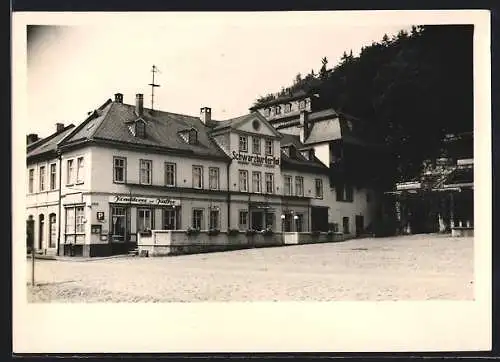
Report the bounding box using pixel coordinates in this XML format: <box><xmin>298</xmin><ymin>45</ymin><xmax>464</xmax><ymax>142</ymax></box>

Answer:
<box><xmin>138</xmin><ymin>230</ymin><xmax>350</xmax><ymax>257</ymax></box>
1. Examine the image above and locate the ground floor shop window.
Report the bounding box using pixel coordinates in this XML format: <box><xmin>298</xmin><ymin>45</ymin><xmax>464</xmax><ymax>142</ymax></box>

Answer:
<box><xmin>111</xmin><ymin>206</ymin><xmax>130</xmax><ymax>241</ymax></box>
<box><xmin>295</xmin><ymin>214</ymin><xmax>303</xmax><ymax>232</ymax></box>
<box><xmin>65</xmin><ymin>205</ymin><xmax>85</xmax><ymax>242</ymax></box>
<box><xmin>265</xmin><ymin>212</ymin><xmax>275</xmax><ymax>230</ymax></box>
<box><xmin>137</xmin><ymin>208</ymin><xmax>153</xmax><ymax>232</ymax></box>
<box><xmin>192</xmin><ymin>209</ymin><xmax>204</xmax><ymax>229</ymax></box>
<box><xmin>163</xmin><ymin>208</ymin><xmax>178</xmax><ymax>230</ymax></box>
<box><xmin>209</xmin><ymin>209</ymin><xmax>219</xmax><ymax>229</ymax></box>
<box><xmin>239</xmin><ymin>210</ymin><xmax>248</xmax><ymax>230</ymax></box>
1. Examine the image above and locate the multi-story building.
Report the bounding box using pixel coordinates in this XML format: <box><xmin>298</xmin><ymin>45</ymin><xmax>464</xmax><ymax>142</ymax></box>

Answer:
<box><xmin>26</xmin><ymin>91</ymin><xmax>381</xmax><ymax>257</ymax></box>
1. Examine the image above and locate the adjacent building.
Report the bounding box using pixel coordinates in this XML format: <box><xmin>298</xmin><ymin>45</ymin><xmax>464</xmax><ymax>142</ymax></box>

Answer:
<box><xmin>26</xmin><ymin>91</ymin><xmax>381</xmax><ymax>256</ymax></box>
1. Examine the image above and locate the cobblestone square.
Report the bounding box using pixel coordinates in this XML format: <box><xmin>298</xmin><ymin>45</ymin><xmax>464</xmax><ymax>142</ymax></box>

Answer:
<box><xmin>26</xmin><ymin>234</ymin><xmax>474</xmax><ymax>302</ymax></box>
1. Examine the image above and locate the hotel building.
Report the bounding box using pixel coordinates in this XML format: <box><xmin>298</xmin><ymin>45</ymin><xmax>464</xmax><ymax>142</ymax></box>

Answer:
<box><xmin>26</xmin><ymin>92</ymin><xmax>380</xmax><ymax>256</ymax></box>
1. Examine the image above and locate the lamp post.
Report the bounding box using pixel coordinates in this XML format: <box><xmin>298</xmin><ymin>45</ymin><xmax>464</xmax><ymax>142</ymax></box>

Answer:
<box><xmin>293</xmin><ymin>214</ymin><xmax>299</xmax><ymax>233</ymax></box>
<box><xmin>280</xmin><ymin>214</ymin><xmax>285</xmax><ymax>233</ymax></box>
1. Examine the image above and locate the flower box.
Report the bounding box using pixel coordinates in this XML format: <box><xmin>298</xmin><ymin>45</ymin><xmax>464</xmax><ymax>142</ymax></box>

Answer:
<box><xmin>227</xmin><ymin>229</ymin><xmax>240</xmax><ymax>236</ymax></box>
<box><xmin>185</xmin><ymin>227</ymin><xmax>200</xmax><ymax>236</ymax></box>
<box><xmin>139</xmin><ymin>230</ymin><xmax>152</xmax><ymax>237</ymax></box>
<box><xmin>208</xmin><ymin>228</ymin><xmax>220</xmax><ymax>236</ymax></box>
<box><xmin>245</xmin><ymin>229</ymin><xmax>256</xmax><ymax>236</ymax></box>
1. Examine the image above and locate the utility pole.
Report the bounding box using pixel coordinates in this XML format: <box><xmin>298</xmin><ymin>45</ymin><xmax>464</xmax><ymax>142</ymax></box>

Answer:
<box><xmin>148</xmin><ymin>65</ymin><xmax>161</xmax><ymax>111</ymax></box>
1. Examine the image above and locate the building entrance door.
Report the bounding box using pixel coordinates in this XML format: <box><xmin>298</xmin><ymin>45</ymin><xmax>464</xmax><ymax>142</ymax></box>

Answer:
<box><xmin>355</xmin><ymin>215</ymin><xmax>364</xmax><ymax>236</ymax></box>
<box><xmin>26</xmin><ymin>216</ymin><xmax>34</xmax><ymax>252</ymax></box>
<box><xmin>311</xmin><ymin>207</ymin><xmax>329</xmax><ymax>231</ymax></box>
<box><xmin>251</xmin><ymin>211</ymin><xmax>264</xmax><ymax>231</ymax></box>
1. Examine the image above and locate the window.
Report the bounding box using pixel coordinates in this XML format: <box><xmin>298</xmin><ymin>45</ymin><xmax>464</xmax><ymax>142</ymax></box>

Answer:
<box><xmin>239</xmin><ymin>170</ymin><xmax>248</xmax><ymax>192</ymax></box>
<box><xmin>65</xmin><ymin>206</ymin><xmax>85</xmax><ymax>234</ymax></box>
<box><xmin>239</xmin><ymin>211</ymin><xmax>248</xmax><ymax>229</ymax></box>
<box><xmin>75</xmin><ymin>207</ymin><xmax>85</xmax><ymax>233</ymax></box>
<box><xmin>163</xmin><ymin>209</ymin><xmax>177</xmax><ymax>230</ymax></box>
<box><xmin>282</xmin><ymin>147</ymin><xmax>290</xmax><ymax>157</ymax></box>
<box><xmin>113</xmin><ymin>157</ymin><xmax>126</xmax><ymax>183</ymax></box>
<box><xmin>265</xmin><ymin>139</ymin><xmax>273</xmax><ymax>156</ymax></box>
<box><xmin>193</xmin><ymin>166</ymin><xmax>203</xmax><ymax>189</ymax></box>
<box><xmin>192</xmin><ymin>209</ymin><xmax>204</xmax><ymax>229</ymax></box>
<box><xmin>295</xmin><ymin>214</ymin><xmax>303</xmax><ymax>232</ymax></box>
<box><xmin>264</xmin><ymin>108</ymin><xmax>271</xmax><ymax>117</ymax></box>
<box><xmin>284</xmin><ymin>175</ymin><xmax>292</xmax><ymax>195</ymax></box>
<box><xmin>265</xmin><ymin>173</ymin><xmax>274</xmax><ymax>194</ymax></box>
<box><xmin>50</xmin><ymin>163</ymin><xmax>57</xmax><ymax>190</ymax></box>
<box><xmin>252</xmin><ymin>171</ymin><xmax>262</xmax><ymax>193</ymax></box>
<box><xmin>209</xmin><ymin>167</ymin><xmax>219</xmax><ymax>190</ymax></box>
<box><xmin>188</xmin><ymin>129</ymin><xmax>198</xmax><ymax>144</ymax></box>
<box><xmin>265</xmin><ymin>213</ymin><xmax>275</xmax><ymax>229</ymax></box>
<box><xmin>209</xmin><ymin>209</ymin><xmax>219</xmax><ymax>229</ymax></box>
<box><xmin>135</xmin><ymin>121</ymin><xmax>146</xmax><ymax>138</ymax></box>
<box><xmin>299</xmin><ymin>100</ymin><xmax>306</xmax><ymax>110</ymax></box>
<box><xmin>165</xmin><ymin>163</ymin><xmax>176</xmax><ymax>187</ymax></box>
<box><xmin>336</xmin><ymin>183</ymin><xmax>354</xmax><ymax>202</ymax></box>
<box><xmin>284</xmin><ymin>103</ymin><xmax>292</xmax><ymax>113</ymax></box>
<box><xmin>28</xmin><ymin>169</ymin><xmax>34</xmax><ymax>193</ymax></box>
<box><xmin>239</xmin><ymin>135</ymin><xmax>248</xmax><ymax>152</ymax></box>
<box><xmin>295</xmin><ymin>176</ymin><xmax>304</xmax><ymax>196</ymax></box>
<box><xmin>275</xmin><ymin>106</ymin><xmax>281</xmax><ymax>115</ymax></box>
<box><xmin>66</xmin><ymin>159</ymin><xmax>74</xmax><ymax>185</ymax></box>
<box><xmin>76</xmin><ymin>157</ymin><xmax>84</xmax><ymax>184</ymax></box>
<box><xmin>111</xmin><ymin>206</ymin><xmax>128</xmax><ymax>240</ymax></box>
<box><xmin>39</xmin><ymin>166</ymin><xmax>46</xmax><ymax>191</ymax></box>
<box><xmin>252</xmin><ymin>137</ymin><xmax>261</xmax><ymax>155</ymax></box>
<box><xmin>342</xmin><ymin>217</ymin><xmax>350</xmax><ymax>234</ymax></box>
<box><xmin>315</xmin><ymin>178</ymin><xmax>323</xmax><ymax>199</ymax></box>
<box><xmin>137</xmin><ymin>208</ymin><xmax>152</xmax><ymax>231</ymax></box>
<box><xmin>140</xmin><ymin>159</ymin><xmax>152</xmax><ymax>185</ymax></box>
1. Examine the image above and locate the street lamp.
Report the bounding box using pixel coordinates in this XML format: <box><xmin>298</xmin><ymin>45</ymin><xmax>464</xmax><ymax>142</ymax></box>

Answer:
<box><xmin>280</xmin><ymin>214</ymin><xmax>285</xmax><ymax>233</ymax></box>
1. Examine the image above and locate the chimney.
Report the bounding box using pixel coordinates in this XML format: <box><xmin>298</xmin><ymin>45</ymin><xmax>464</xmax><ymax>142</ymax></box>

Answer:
<box><xmin>299</xmin><ymin>110</ymin><xmax>310</xmax><ymax>144</ymax></box>
<box><xmin>135</xmin><ymin>93</ymin><xmax>144</xmax><ymax>116</ymax></box>
<box><xmin>200</xmin><ymin>107</ymin><xmax>212</xmax><ymax>125</ymax></box>
<box><xmin>56</xmin><ymin>123</ymin><xmax>64</xmax><ymax>132</ymax></box>
<box><xmin>26</xmin><ymin>133</ymin><xmax>39</xmax><ymax>145</ymax></box>
<box><xmin>115</xmin><ymin>93</ymin><xmax>123</xmax><ymax>103</ymax></box>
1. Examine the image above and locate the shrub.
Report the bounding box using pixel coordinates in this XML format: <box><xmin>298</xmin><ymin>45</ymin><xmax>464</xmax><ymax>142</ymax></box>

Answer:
<box><xmin>185</xmin><ymin>227</ymin><xmax>200</xmax><ymax>236</ymax></box>
<box><xmin>208</xmin><ymin>228</ymin><xmax>220</xmax><ymax>236</ymax></box>
<box><xmin>261</xmin><ymin>228</ymin><xmax>274</xmax><ymax>236</ymax></box>
<box><xmin>245</xmin><ymin>229</ymin><xmax>256</xmax><ymax>236</ymax></box>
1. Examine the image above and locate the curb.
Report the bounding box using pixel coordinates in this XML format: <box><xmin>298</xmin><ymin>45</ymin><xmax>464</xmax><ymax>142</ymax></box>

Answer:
<box><xmin>26</xmin><ymin>254</ymin><xmax>136</xmax><ymax>262</ymax></box>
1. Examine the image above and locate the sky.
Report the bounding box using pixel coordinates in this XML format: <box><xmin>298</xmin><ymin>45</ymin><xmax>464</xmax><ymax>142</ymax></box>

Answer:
<box><xmin>26</xmin><ymin>13</ymin><xmax>413</xmax><ymax>137</ymax></box>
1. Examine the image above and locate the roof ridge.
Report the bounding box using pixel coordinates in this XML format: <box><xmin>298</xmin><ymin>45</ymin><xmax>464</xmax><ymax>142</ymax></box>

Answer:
<box><xmin>27</xmin><ymin>124</ymin><xmax>75</xmax><ymax>152</ymax></box>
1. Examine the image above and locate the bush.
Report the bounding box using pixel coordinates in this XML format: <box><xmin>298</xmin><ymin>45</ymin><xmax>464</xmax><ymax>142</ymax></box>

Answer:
<box><xmin>227</xmin><ymin>228</ymin><xmax>240</xmax><ymax>236</ymax></box>
<box><xmin>261</xmin><ymin>228</ymin><xmax>274</xmax><ymax>236</ymax></box>
<box><xmin>185</xmin><ymin>227</ymin><xmax>200</xmax><ymax>236</ymax></box>
<box><xmin>208</xmin><ymin>228</ymin><xmax>220</xmax><ymax>236</ymax></box>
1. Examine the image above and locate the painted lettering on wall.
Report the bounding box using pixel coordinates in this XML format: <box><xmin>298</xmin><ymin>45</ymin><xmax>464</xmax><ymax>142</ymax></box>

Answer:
<box><xmin>231</xmin><ymin>151</ymin><xmax>280</xmax><ymax>166</ymax></box>
<box><xmin>109</xmin><ymin>196</ymin><xmax>181</xmax><ymax>206</ymax></box>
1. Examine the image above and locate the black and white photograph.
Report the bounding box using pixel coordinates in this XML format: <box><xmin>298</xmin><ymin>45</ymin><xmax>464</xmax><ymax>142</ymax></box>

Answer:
<box><xmin>12</xmin><ymin>10</ymin><xmax>491</xmax><ymax>353</ymax></box>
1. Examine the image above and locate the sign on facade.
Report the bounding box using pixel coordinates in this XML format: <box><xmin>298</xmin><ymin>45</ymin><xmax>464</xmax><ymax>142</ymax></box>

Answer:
<box><xmin>109</xmin><ymin>195</ymin><xmax>181</xmax><ymax>207</ymax></box>
<box><xmin>231</xmin><ymin>151</ymin><xmax>280</xmax><ymax>166</ymax></box>
<box><xmin>96</xmin><ymin>211</ymin><xmax>105</xmax><ymax>221</ymax></box>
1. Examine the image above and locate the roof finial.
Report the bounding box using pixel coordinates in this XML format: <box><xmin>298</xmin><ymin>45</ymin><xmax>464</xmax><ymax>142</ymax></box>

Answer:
<box><xmin>148</xmin><ymin>65</ymin><xmax>161</xmax><ymax>111</ymax></box>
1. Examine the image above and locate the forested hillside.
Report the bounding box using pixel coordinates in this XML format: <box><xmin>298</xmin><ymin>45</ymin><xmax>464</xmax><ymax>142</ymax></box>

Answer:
<box><xmin>253</xmin><ymin>25</ymin><xmax>473</xmax><ymax>186</ymax></box>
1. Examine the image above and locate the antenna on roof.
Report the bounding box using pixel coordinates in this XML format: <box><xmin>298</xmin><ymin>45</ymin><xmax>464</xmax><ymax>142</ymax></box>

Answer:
<box><xmin>148</xmin><ymin>65</ymin><xmax>161</xmax><ymax>111</ymax></box>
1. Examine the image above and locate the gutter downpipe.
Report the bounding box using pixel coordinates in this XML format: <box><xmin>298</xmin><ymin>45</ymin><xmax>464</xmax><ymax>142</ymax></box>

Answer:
<box><xmin>226</xmin><ymin>161</ymin><xmax>231</xmax><ymax>231</ymax></box>
<box><xmin>56</xmin><ymin>151</ymin><xmax>62</xmax><ymax>256</ymax></box>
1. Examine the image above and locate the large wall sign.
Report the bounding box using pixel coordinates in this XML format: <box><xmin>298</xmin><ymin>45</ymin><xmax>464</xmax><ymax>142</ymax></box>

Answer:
<box><xmin>232</xmin><ymin>151</ymin><xmax>280</xmax><ymax>166</ymax></box>
<box><xmin>109</xmin><ymin>195</ymin><xmax>181</xmax><ymax>207</ymax></box>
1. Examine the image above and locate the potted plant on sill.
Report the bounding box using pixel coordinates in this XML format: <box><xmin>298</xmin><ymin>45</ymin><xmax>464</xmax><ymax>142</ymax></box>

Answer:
<box><xmin>185</xmin><ymin>227</ymin><xmax>200</xmax><ymax>236</ymax></box>
<box><xmin>208</xmin><ymin>228</ymin><xmax>220</xmax><ymax>236</ymax></box>
<box><xmin>227</xmin><ymin>228</ymin><xmax>240</xmax><ymax>237</ymax></box>
<box><xmin>139</xmin><ymin>228</ymin><xmax>152</xmax><ymax>237</ymax></box>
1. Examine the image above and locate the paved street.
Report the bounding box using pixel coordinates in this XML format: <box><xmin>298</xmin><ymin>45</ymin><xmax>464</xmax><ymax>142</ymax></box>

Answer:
<box><xmin>26</xmin><ymin>234</ymin><xmax>474</xmax><ymax>302</ymax></box>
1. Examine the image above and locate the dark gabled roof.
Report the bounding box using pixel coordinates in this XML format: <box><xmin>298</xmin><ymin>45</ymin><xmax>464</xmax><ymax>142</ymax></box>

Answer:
<box><xmin>279</xmin><ymin>133</ymin><xmax>329</xmax><ymax>173</ymax></box>
<box><xmin>61</xmin><ymin>100</ymin><xmax>230</xmax><ymax>160</ymax></box>
<box><xmin>27</xmin><ymin>124</ymin><xmax>76</xmax><ymax>160</ymax></box>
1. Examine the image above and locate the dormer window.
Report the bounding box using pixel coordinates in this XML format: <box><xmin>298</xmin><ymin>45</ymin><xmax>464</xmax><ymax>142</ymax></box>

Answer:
<box><xmin>275</xmin><ymin>106</ymin><xmax>281</xmax><ymax>115</ymax></box>
<box><xmin>188</xmin><ymin>129</ymin><xmax>198</xmax><ymax>144</ymax></box>
<box><xmin>300</xmin><ymin>151</ymin><xmax>309</xmax><ymax>160</ymax></box>
<box><xmin>299</xmin><ymin>100</ymin><xmax>306</xmax><ymax>110</ymax></box>
<box><xmin>284</xmin><ymin>103</ymin><xmax>292</xmax><ymax>113</ymax></box>
<box><xmin>135</xmin><ymin>121</ymin><xmax>146</xmax><ymax>138</ymax></box>
<box><xmin>264</xmin><ymin>108</ymin><xmax>271</xmax><ymax>117</ymax></box>
<box><xmin>282</xmin><ymin>147</ymin><xmax>290</xmax><ymax>157</ymax></box>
